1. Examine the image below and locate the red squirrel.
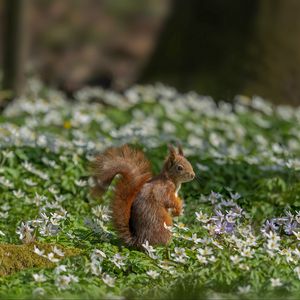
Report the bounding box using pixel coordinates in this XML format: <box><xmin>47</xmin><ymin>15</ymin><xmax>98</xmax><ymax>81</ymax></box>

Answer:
<box><xmin>90</xmin><ymin>144</ymin><xmax>195</xmax><ymax>247</ymax></box>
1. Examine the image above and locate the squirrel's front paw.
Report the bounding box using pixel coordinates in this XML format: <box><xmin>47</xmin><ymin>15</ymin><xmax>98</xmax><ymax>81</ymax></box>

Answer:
<box><xmin>172</xmin><ymin>207</ymin><xmax>182</xmax><ymax>217</ymax></box>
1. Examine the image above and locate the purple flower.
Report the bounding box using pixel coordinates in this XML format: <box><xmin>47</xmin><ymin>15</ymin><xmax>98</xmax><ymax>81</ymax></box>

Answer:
<box><xmin>214</xmin><ymin>221</ymin><xmax>223</xmax><ymax>235</ymax></box>
<box><xmin>261</xmin><ymin>219</ymin><xmax>279</xmax><ymax>234</ymax></box>
<box><xmin>212</xmin><ymin>209</ymin><xmax>224</xmax><ymax>219</ymax></box>
<box><xmin>213</xmin><ymin>219</ymin><xmax>235</xmax><ymax>235</ymax></box>
<box><xmin>224</xmin><ymin>221</ymin><xmax>235</xmax><ymax>233</ymax></box>
<box><xmin>283</xmin><ymin>221</ymin><xmax>298</xmax><ymax>235</ymax></box>
<box><xmin>209</xmin><ymin>191</ymin><xmax>222</xmax><ymax>204</ymax></box>
<box><xmin>231</xmin><ymin>206</ymin><xmax>243</xmax><ymax>217</ymax></box>
<box><xmin>275</xmin><ymin>217</ymin><xmax>289</xmax><ymax>225</ymax></box>
<box><xmin>230</xmin><ymin>192</ymin><xmax>241</xmax><ymax>201</ymax></box>
<box><xmin>219</xmin><ymin>200</ymin><xmax>236</xmax><ymax>208</ymax></box>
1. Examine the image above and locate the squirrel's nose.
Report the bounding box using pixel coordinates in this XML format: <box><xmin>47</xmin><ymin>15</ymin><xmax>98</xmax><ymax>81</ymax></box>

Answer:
<box><xmin>190</xmin><ymin>172</ymin><xmax>195</xmax><ymax>179</ymax></box>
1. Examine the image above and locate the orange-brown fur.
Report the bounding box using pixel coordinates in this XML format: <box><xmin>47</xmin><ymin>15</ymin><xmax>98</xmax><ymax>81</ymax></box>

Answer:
<box><xmin>90</xmin><ymin>144</ymin><xmax>195</xmax><ymax>247</ymax></box>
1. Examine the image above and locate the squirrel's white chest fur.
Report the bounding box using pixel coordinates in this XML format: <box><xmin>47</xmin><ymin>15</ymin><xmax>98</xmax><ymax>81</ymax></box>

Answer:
<box><xmin>175</xmin><ymin>184</ymin><xmax>181</xmax><ymax>197</ymax></box>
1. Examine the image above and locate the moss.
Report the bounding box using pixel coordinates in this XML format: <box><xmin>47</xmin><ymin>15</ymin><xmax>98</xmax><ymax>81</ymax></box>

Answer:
<box><xmin>0</xmin><ymin>243</ymin><xmax>81</xmax><ymax>276</ymax></box>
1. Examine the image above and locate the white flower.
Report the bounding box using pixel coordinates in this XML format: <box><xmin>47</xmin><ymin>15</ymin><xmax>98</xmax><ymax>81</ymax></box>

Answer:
<box><xmin>279</xmin><ymin>248</ymin><xmax>294</xmax><ymax>263</ymax></box>
<box><xmin>270</xmin><ymin>278</ymin><xmax>283</xmax><ymax>287</ymax></box>
<box><xmin>59</xmin><ymin>155</ymin><xmax>68</xmax><ymax>162</ymax></box>
<box><xmin>0</xmin><ymin>176</ymin><xmax>14</xmax><ymax>188</ymax></box>
<box><xmin>0</xmin><ymin>211</ymin><xmax>8</xmax><ymax>219</ymax></box>
<box><xmin>293</xmin><ymin>231</ymin><xmax>300</xmax><ymax>240</ymax></box>
<box><xmin>203</xmin><ymin>223</ymin><xmax>215</xmax><ymax>234</ymax></box>
<box><xmin>162</xmin><ymin>121</ymin><xmax>176</xmax><ymax>133</ymax></box>
<box><xmin>196</xmin><ymin>255</ymin><xmax>208</xmax><ymax>264</ymax></box>
<box><xmin>158</xmin><ymin>262</ymin><xmax>175</xmax><ymax>274</ymax></box>
<box><xmin>74</xmin><ymin>179</ymin><xmax>87</xmax><ymax>187</ymax></box>
<box><xmin>54</xmin><ymin>194</ymin><xmax>66</xmax><ymax>203</ymax></box>
<box><xmin>174</xmin><ymin>247</ymin><xmax>188</xmax><ymax>257</ymax></box>
<box><xmin>91</xmin><ymin>249</ymin><xmax>107</xmax><ymax>261</ymax></box>
<box><xmin>211</xmin><ymin>239</ymin><xmax>223</xmax><ymax>249</ymax></box>
<box><xmin>52</xmin><ymin>246</ymin><xmax>64</xmax><ymax>257</ymax></box>
<box><xmin>111</xmin><ymin>253</ymin><xmax>126</xmax><ymax>269</ymax></box>
<box><xmin>90</xmin><ymin>260</ymin><xmax>102</xmax><ymax>276</ymax></box>
<box><xmin>32</xmin><ymin>288</ymin><xmax>45</xmax><ymax>297</ymax></box>
<box><xmin>142</xmin><ymin>240</ymin><xmax>157</xmax><ymax>259</ymax></box>
<box><xmin>102</xmin><ymin>274</ymin><xmax>115</xmax><ymax>287</ymax></box>
<box><xmin>68</xmin><ymin>274</ymin><xmax>79</xmax><ymax>283</ymax></box>
<box><xmin>174</xmin><ymin>222</ymin><xmax>189</xmax><ymax>231</ymax></box>
<box><xmin>54</xmin><ymin>265</ymin><xmax>67</xmax><ymax>275</ymax></box>
<box><xmin>88</xmin><ymin>177</ymin><xmax>96</xmax><ymax>188</ymax></box>
<box><xmin>295</xmin><ymin>211</ymin><xmax>300</xmax><ymax>224</ymax></box>
<box><xmin>266</xmin><ymin>240</ymin><xmax>280</xmax><ymax>251</ymax></box>
<box><xmin>163</xmin><ymin>222</ymin><xmax>173</xmax><ymax>232</ymax></box>
<box><xmin>22</xmin><ymin>162</ymin><xmax>49</xmax><ymax>180</ymax></box>
<box><xmin>32</xmin><ymin>273</ymin><xmax>47</xmax><ymax>283</ymax></box>
<box><xmin>50</xmin><ymin>214</ymin><xmax>64</xmax><ymax>225</ymax></box>
<box><xmin>171</xmin><ymin>247</ymin><xmax>188</xmax><ymax>263</ymax></box>
<box><xmin>245</xmin><ymin>235</ymin><xmax>257</xmax><ymax>247</ymax></box>
<box><xmin>36</xmin><ymin>171</ymin><xmax>49</xmax><ymax>181</ymax></box>
<box><xmin>33</xmin><ymin>192</ymin><xmax>47</xmax><ymax>206</ymax></box>
<box><xmin>195</xmin><ymin>211</ymin><xmax>210</xmax><ymax>223</ymax></box>
<box><xmin>238</xmin><ymin>285</ymin><xmax>251</xmax><ymax>294</ymax></box>
<box><xmin>230</xmin><ymin>255</ymin><xmax>242</xmax><ymax>264</ymax></box>
<box><xmin>197</xmin><ymin>247</ymin><xmax>213</xmax><ymax>256</ymax></box>
<box><xmin>24</xmin><ymin>178</ymin><xmax>37</xmax><ymax>186</ymax></box>
<box><xmin>1</xmin><ymin>203</ymin><xmax>11</xmax><ymax>211</ymax></box>
<box><xmin>16</xmin><ymin>222</ymin><xmax>34</xmax><ymax>241</ymax></box>
<box><xmin>39</xmin><ymin>223</ymin><xmax>59</xmax><ymax>236</ymax></box>
<box><xmin>33</xmin><ymin>245</ymin><xmax>45</xmax><ymax>256</ymax></box>
<box><xmin>230</xmin><ymin>192</ymin><xmax>241</xmax><ymax>200</ymax></box>
<box><xmin>42</xmin><ymin>157</ymin><xmax>58</xmax><ymax>168</ymax></box>
<box><xmin>48</xmin><ymin>187</ymin><xmax>59</xmax><ymax>194</ymax></box>
<box><xmin>47</xmin><ymin>252</ymin><xmax>60</xmax><ymax>263</ymax></box>
<box><xmin>55</xmin><ymin>275</ymin><xmax>72</xmax><ymax>290</ymax></box>
<box><xmin>189</xmin><ymin>233</ymin><xmax>202</xmax><ymax>244</ymax></box>
<box><xmin>22</xmin><ymin>161</ymin><xmax>35</xmax><ymax>172</ymax></box>
<box><xmin>146</xmin><ymin>270</ymin><xmax>160</xmax><ymax>279</ymax></box>
<box><xmin>294</xmin><ymin>266</ymin><xmax>300</xmax><ymax>279</ymax></box>
<box><xmin>240</xmin><ymin>247</ymin><xmax>255</xmax><ymax>258</ymax></box>
<box><xmin>2</xmin><ymin>150</ymin><xmax>14</xmax><ymax>159</ymax></box>
<box><xmin>196</xmin><ymin>163</ymin><xmax>209</xmax><ymax>172</ymax></box>
<box><xmin>238</xmin><ymin>263</ymin><xmax>250</xmax><ymax>271</ymax></box>
<box><xmin>13</xmin><ymin>189</ymin><xmax>25</xmax><ymax>199</ymax></box>
<box><xmin>208</xmin><ymin>255</ymin><xmax>217</xmax><ymax>262</ymax></box>
<box><xmin>40</xmin><ymin>212</ymin><xmax>49</xmax><ymax>221</ymax></box>
<box><xmin>293</xmin><ymin>248</ymin><xmax>300</xmax><ymax>258</ymax></box>
<box><xmin>92</xmin><ymin>205</ymin><xmax>111</xmax><ymax>222</ymax></box>
<box><xmin>265</xmin><ymin>231</ymin><xmax>281</xmax><ymax>242</ymax></box>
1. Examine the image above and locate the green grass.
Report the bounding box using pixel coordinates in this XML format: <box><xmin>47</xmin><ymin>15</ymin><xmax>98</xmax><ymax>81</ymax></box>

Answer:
<box><xmin>0</xmin><ymin>79</ymin><xmax>300</xmax><ymax>299</ymax></box>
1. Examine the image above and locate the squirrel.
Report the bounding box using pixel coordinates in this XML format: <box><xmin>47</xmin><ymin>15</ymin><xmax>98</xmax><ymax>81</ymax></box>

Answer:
<box><xmin>90</xmin><ymin>144</ymin><xmax>195</xmax><ymax>247</ymax></box>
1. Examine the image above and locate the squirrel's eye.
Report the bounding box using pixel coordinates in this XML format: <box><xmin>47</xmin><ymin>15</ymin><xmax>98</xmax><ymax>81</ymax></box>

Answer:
<box><xmin>176</xmin><ymin>165</ymin><xmax>183</xmax><ymax>171</ymax></box>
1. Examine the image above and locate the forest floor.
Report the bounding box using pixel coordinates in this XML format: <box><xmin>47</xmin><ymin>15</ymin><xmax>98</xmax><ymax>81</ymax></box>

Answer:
<box><xmin>1</xmin><ymin>79</ymin><xmax>300</xmax><ymax>299</ymax></box>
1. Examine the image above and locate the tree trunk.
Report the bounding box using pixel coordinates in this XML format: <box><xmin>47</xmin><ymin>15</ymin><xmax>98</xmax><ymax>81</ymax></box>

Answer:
<box><xmin>2</xmin><ymin>0</ymin><xmax>30</xmax><ymax>106</ymax></box>
<box><xmin>244</xmin><ymin>0</ymin><xmax>300</xmax><ymax>105</ymax></box>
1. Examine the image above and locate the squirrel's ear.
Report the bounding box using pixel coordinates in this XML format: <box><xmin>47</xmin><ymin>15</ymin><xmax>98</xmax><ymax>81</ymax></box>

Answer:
<box><xmin>177</xmin><ymin>143</ymin><xmax>184</xmax><ymax>156</ymax></box>
<box><xmin>168</xmin><ymin>144</ymin><xmax>176</xmax><ymax>159</ymax></box>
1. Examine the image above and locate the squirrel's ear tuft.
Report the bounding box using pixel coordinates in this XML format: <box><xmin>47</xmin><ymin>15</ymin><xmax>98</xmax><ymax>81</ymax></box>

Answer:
<box><xmin>168</xmin><ymin>144</ymin><xmax>176</xmax><ymax>159</ymax></box>
<box><xmin>177</xmin><ymin>143</ymin><xmax>184</xmax><ymax>156</ymax></box>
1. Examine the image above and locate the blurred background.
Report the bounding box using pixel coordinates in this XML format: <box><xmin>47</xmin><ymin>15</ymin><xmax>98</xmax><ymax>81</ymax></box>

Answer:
<box><xmin>1</xmin><ymin>0</ymin><xmax>300</xmax><ymax>105</ymax></box>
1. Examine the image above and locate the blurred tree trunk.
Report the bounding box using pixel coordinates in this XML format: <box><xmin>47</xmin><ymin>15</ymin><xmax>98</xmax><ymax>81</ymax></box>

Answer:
<box><xmin>244</xmin><ymin>0</ymin><xmax>300</xmax><ymax>104</ymax></box>
<box><xmin>141</xmin><ymin>0</ymin><xmax>259</xmax><ymax>101</ymax></box>
<box><xmin>141</xmin><ymin>0</ymin><xmax>300</xmax><ymax>104</ymax></box>
<box><xmin>2</xmin><ymin>0</ymin><xmax>30</xmax><ymax>106</ymax></box>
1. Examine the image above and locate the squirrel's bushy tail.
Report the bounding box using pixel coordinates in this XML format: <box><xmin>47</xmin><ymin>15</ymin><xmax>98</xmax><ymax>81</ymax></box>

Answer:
<box><xmin>90</xmin><ymin>144</ymin><xmax>152</xmax><ymax>245</ymax></box>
